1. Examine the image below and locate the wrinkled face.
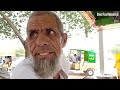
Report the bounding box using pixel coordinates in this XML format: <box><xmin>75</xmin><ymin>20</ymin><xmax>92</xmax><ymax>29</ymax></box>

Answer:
<box><xmin>27</xmin><ymin>14</ymin><xmax>67</xmax><ymax>62</ymax></box>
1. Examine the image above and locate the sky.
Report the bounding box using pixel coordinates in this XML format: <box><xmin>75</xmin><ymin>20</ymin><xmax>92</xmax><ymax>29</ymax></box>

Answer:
<box><xmin>63</xmin><ymin>26</ymin><xmax>120</xmax><ymax>56</ymax></box>
<box><xmin>0</xmin><ymin>38</ymin><xmax>24</xmax><ymax>51</ymax></box>
<box><xmin>103</xmin><ymin>28</ymin><xmax>120</xmax><ymax>51</ymax></box>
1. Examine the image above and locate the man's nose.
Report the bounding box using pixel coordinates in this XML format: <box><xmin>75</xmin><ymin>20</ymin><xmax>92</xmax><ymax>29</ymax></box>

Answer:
<box><xmin>36</xmin><ymin>34</ymin><xmax>49</xmax><ymax>46</ymax></box>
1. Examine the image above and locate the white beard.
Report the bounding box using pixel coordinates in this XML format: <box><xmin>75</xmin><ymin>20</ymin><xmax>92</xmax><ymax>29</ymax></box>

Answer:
<box><xmin>32</xmin><ymin>56</ymin><xmax>61</xmax><ymax>79</ymax></box>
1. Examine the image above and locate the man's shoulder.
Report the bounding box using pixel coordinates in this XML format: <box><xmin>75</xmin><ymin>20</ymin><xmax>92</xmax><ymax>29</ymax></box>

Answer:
<box><xmin>10</xmin><ymin>58</ymin><xmax>35</xmax><ymax>79</ymax></box>
<box><xmin>60</xmin><ymin>54</ymin><xmax>70</xmax><ymax>76</ymax></box>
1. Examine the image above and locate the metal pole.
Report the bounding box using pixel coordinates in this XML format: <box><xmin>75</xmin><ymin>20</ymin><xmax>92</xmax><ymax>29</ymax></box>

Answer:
<box><xmin>98</xmin><ymin>29</ymin><xmax>104</xmax><ymax>74</ymax></box>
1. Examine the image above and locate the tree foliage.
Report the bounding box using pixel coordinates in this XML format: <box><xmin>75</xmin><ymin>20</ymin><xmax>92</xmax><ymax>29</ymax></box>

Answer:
<box><xmin>15</xmin><ymin>48</ymin><xmax>25</xmax><ymax>57</ymax></box>
<box><xmin>54</xmin><ymin>11</ymin><xmax>93</xmax><ymax>37</ymax></box>
<box><xmin>0</xmin><ymin>11</ymin><xmax>93</xmax><ymax>40</ymax></box>
<box><xmin>0</xmin><ymin>11</ymin><xmax>32</xmax><ymax>39</ymax></box>
<box><xmin>110</xmin><ymin>44</ymin><xmax>120</xmax><ymax>54</ymax></box>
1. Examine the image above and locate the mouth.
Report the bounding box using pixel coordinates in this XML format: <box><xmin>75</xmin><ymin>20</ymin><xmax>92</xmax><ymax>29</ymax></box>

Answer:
<box><xmin>39</xmin><ymin>52</ymin><xmax>52</xmax><ymax>55</ymax></box>
<box><xmin>35</xmin><ymin>52</ymin><xmax>54</xmax><ymax>60</ymax></box>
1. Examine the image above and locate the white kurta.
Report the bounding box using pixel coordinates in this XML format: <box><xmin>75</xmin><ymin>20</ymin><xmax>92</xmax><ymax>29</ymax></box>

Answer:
<box><xmin>0</xmin><ymin>66</ymin><xmax>10</xmax><ymax>79</ymax></box>
<box><xmin>11</xmin><ymin>54</ymin><xmax>70</xmax><ymax>79</ymax></box>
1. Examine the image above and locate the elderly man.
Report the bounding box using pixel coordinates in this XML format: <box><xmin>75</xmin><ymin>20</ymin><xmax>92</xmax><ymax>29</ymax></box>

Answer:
<box><xmin>11</xmin><ymin>11</ymin><xmax>70</xmax><ymax>79</ymax></box>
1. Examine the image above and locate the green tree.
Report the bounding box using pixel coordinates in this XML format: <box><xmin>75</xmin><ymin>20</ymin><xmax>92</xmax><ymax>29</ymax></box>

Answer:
<box><xmin>54</xmin><ymin>11</ymin><xmax>93</xmax><ymax>37</ymax></box>
<box><xmin>0</xmin><ymin>11</ymin><xmax>32</xmax><ymax>57</ymax></box>
<box><xmin>110</xmin><ymin>44</ymin><xmax>120</xmax><ymax>54</ymax></box>
<box><xmin>15</xmin><ymin>48</ymin><xmax>25</xmax><ymax>57</ymax></box>
<box><xmin>0</xmin><ymin>11</ymin><xmax>93</xmax><ymax>57</ymax></box>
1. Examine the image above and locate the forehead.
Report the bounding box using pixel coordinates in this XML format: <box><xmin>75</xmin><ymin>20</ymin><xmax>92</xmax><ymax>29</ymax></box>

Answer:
<box><xmin>27</xmin><ymin>14</ymin><xmax>59</xmax><ymax>30</ymax></box>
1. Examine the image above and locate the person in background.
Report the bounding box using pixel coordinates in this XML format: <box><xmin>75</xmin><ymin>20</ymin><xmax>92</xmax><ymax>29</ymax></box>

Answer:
<box><xmin>72</xmin><ymin>54</ymin><xmax>78</xmax><ymax>63</ymax></box>
<box><xmin>0</xmin><ymin>57</ymin><xmax>10</xmax><ymax>79</ymax></box>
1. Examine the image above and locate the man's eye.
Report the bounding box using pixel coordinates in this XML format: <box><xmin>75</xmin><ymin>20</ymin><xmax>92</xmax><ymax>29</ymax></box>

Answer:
<box><xmin>46</xmin><ymin>28</ymin><xmax>55</xmax><ymax>35</ymax></box>
<box><xmin>29</xmin><ymin>31</ymin><xmax>38</xmax><ymax>38</ymax></box>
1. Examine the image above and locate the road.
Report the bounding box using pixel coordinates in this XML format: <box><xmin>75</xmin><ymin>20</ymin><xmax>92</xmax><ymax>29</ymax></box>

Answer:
<box><xmin>104</xmin><ymin>59</ymin><xmax>117</xmax><ymax>76</ymax></box>
<box><xmin>68</xmin><ymin>59</ymin><xmax>118</xmax><ymax>79</ymax></box>
<box><xmin>68</xmin><ymin>70</ymin><xmax>85</xmax><ymax>79</ymax></box>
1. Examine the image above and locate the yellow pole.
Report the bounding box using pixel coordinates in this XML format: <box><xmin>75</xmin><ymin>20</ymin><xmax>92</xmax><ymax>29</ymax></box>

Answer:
<box><xmin>114</xmin><ymin>54</ymin><xmax>120</xmax><ymax>79</ymax></box>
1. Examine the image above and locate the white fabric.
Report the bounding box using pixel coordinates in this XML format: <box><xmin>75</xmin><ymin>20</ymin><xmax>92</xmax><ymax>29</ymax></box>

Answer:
<box><xmin>11</xmin><ymin>54</ymin><xmax>70</xmax><ymax>79</ymax></box>
<box><xmin>0</xmin><ymin>67</ymin><xmax>10</xmax><ymax>79</ymax></box>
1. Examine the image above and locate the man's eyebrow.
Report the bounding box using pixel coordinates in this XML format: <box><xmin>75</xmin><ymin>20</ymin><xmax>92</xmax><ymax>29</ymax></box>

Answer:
<box><xmin>28</xmin><ymin>29</ymin><xmax>38</xmax><ymax>32</ymax></box>
<box><xmin>45</xmin><ymin>27</ymin><xmax>54</xmax><ymax>30</ymax></box>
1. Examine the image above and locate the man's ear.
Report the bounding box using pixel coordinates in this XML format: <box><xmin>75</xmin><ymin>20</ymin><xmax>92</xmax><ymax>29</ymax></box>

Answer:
<box><xmin>62</xmin><ymin>33</ymin><xmax>67</xmax><ymax>48</ymax></box>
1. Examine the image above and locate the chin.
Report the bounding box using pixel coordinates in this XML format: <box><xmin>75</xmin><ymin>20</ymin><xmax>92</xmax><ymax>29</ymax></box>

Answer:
<box><xmin>33</xmin><ymin>56</ymin><xmax>61</xmax><ymax>78</ymax></box>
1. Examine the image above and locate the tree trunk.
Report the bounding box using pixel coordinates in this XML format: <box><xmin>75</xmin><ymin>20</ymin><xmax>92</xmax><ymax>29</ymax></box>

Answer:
<box><xmin>24</xmin><ymin>40</ymin><xmax>30</xmax><ymax>57</ymax></box>
<box><xmin>0</xmin><ymin>11</ymin><xmax>29</xmax><ymax>57</ymax></box>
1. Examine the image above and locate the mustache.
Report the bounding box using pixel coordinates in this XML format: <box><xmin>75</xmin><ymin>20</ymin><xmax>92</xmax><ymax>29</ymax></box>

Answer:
<box><xmin>33</xmin><ymin>45</ymin><xmax>54</xmax><ymax>55</ymax></box>
<box><xmin>36</xmin><ymin>45</ymin><xmax>54</xmax><ymax>51</ymax></box>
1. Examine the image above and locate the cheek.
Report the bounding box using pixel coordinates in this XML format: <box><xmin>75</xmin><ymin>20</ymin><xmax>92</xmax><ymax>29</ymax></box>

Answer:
<box><xmin>51</xmin><ymin>38</ymin><xmax>63</xmax><ymax>56</ymax></box>
<box><xmin>28</xmin><ymin>40</ymin><xmax>36</xmax><ymax>55</ymax></box>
